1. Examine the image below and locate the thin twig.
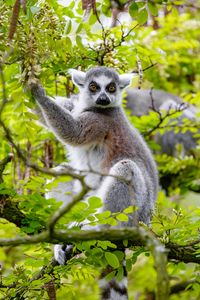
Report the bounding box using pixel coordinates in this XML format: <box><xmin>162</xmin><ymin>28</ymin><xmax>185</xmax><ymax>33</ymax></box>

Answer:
<box><xmin>48</xmin><ymin>183</ymin><xmax>89</xmax><ymax>233</ymax></box>
<box><xmin>143</xmin><ymin>88</ymin><xmax>188</xmax><ymax>137</ymax></box>
<box><xmin>0</xmin><ymin>64</ymin><xmax>8</xmax><ymax>116</ymax></box>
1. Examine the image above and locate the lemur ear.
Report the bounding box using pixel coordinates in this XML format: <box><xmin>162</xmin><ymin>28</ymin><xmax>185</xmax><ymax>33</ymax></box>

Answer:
<box><xmin>68</xmin><ymin>69</ymin><xmax>86</xmax><ymax>88</ymax></box>
<box><xmin>119</xmin><ymin>73</ymin><xmax>137</xmax><ymax>89</ymax></box>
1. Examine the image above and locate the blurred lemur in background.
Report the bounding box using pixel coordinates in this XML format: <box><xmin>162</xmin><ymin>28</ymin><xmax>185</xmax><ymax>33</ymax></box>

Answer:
<box><xmin>30</xmin><ymin>67</ymin><xmax>158</xmax><ymax>300</ymax></box>
<box><xmin>126</xmin><ymin>89</ymin><xmax>198</xmax><ymax>156</ymax></box>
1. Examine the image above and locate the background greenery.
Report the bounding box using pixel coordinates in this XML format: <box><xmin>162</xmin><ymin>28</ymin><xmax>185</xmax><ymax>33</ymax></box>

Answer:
<box><xmin>0</xmin><ymin>0</ymin><xmax>200</xmax><ymax>299</ymax></box>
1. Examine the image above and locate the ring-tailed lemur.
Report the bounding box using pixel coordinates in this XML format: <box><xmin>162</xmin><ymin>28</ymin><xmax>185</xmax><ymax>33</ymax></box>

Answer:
<box><xmin>30</xmin><ymin>67</ymin><xmax>158</xmax><ymax>300</ymax></box>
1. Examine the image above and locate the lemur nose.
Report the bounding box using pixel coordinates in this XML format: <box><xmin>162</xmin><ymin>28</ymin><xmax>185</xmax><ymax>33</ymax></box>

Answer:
<box><xmin>96</xmin><ymin>93</ymin><xmax>111</xmax><ymax>106</ymax></box>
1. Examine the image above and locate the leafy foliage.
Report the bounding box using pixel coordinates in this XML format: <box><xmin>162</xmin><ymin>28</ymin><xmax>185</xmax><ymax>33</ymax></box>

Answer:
<box><xmin>0</xmin><ymin>0</ymin><xmax>200</xmax><ymax>299</ymax></box>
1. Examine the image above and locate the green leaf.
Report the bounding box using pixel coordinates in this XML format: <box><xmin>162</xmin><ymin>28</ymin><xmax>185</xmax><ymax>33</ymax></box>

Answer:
<box><xmin>76</xmin><ymin>23</ymin><xmax>83</xmax><ymax>34</ymax></box>
<box><xmin>98</xmin><ymin>217</ymin><xmax>118</xmax><ymax>226</ymax></box>
<box><xmin>24</xmin><ymin>111</ymin><xmax>39</xmax><ymax>120</ymax></box>
<box><xmin>126</xmin><ymin>259</ymin><xmax>132</xmax><ymax>272</ymax></box>
<box><xmin>113</xmin><ymin>250</ymin><xmax>124</xmax><ymax>261</ymax></box>
<box><xmin>129</xmin><ymin>2</ymin><xmax>138</xmax><ymax>18</ymax></box>
<box><xmin>96</xmin><ymin>211</ymin><xmax>111</xmax><ymax>220</ymax></box>
<box><xmin>87</xmin><ymin>215</ymin><xmax>96</xmax><ymax>221</ymax></box>
<box><xmin>76</xmin><ymin>35</ymin><xmax>84</xmax><ymax>50</ymax></box>
<box><xmin>138</xmin><ymin>8</ymin><xmax>148</xmax><ymax>25</ymax></box>
<box><xmin>105</xmin><ymin>271</ymin><xmax>116</xmax><ymax>281</ymax></box>
<box><xmin>81</xmin><ymin>240</ymin><xmax>96</xmax><ymax>251</ymax></box>
<box><xmin>148</xmin><ymin>2</ymin><xmax>158</xmax><ymax>16</ymax></box>
<box><xmin>97</xmin><ymin>241</ymin><xmax>117</xmax><ymax>250</ymax></box>
<box><xmin>123</xmin><ymin>206</ymin><xmax>135</xmax><ymax>214</ymax></box>
<box><xmin>116</xmin><ymin>266</ymin><xmax>124</xmax><ymax>281</ymax></box>
<box><xmin>105</xmin><ymin>252</ymin><xmax>120</xmax><ymax>268</ymax></box>
<box><xmin>116</xmin><ymin>213</ymin><xmax>129</xmax><ymax>222</ymax></box>
<box><xmin>89</xmin><ymin>14</ymin><xmax>97</xmax><ymax>25</ymax></box>
<box><xmin>25</xmin><ymin>258</ymin><xmax>44</xmax><ymax>268</ymax></box>
<box><xmin>65</xmin><ymin>20</ymin><xmax>72</xmax><ymax>34</ymax></box>
<box><xmin>66</xmin><ymin>37</ymin><xmax>72</xmax><ymax>51</ymax></box>
<box><xmin>123</xmin><ymin>240</ymin><xmax>128</xmax><ymax>247</ymax></box>
<box><xmin>88</xmin><ymin>196</ymin><xmax>102</xmax><ymax>209</ymax></box>
<box><xmin>132</xmin><ymin>248</ymin><xmax>146</xmax><ymax>264</ymax></box>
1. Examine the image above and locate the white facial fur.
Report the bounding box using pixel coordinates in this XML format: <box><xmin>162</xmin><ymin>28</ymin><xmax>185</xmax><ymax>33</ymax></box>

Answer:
<box><xmin>69</xmin><ymin>68</ymin><xmax>135</xmax><ymax>112</ymax></box>
<box><xmin>82</xmin><ymin>75</ymin><xmax>122</xmax><ymax>108</ymax></box>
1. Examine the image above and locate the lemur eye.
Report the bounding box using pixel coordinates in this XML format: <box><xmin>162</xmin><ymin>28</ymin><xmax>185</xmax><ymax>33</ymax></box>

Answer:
<box><xmin>89</xmin><ymin>82</ymin><xmax>99</xmax><ymax>92</ymax></box>
<box><xmin>107</xmin><ymin>83</ymin><xmax>116</xmax><ymax>93</ymax></box>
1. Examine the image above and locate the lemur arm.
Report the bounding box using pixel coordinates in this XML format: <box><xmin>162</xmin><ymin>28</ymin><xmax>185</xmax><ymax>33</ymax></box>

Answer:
<box><xmin>31</xmin><ymin>95</ymin><xmax>74</xmax><ymax>129</ymax></box>
<box><xmin>30</xmin><ymin>83</ymin><xmax>106</xmax><ymax>145</ymax></box>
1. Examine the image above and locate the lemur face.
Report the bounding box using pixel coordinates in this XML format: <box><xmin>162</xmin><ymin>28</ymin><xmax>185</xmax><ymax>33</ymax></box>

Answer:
<box><xmin>87</xmin><ymin>75</ymin><xmax>119</xmax><ymax>107</ymax></box>
<box><xmin>69</xmin><ymin>67</ymin><xmax>134</xmax><ymax>109</ymax></box>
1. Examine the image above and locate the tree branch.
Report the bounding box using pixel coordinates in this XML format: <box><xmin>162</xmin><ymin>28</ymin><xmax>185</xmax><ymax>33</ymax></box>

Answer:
<box><xmin>143</xmin><ymin>88</ymin><xmax>190</xmax><ymax>137</ymax></box>
<box><xmin>0</xmin><ymin>226</ymin><xmax>170</xmax><ymax>300</ymax></box>
<box><xmin>0</xmin><ymin>154</ymin><xmax>28</xmax><ymax>228</ymax></box>
<box><xmin>0</xmin><ymin>154</ymin><xmax>13</xmax><ymax>183</ymax></box>
<box><xmin>0</xmin><ymin>63</ymin><xmax>8</xmax><ymax>116</ymax></box>
<box><xmin>8</xmin><ymin>0</ymin><xmax>21</xmax><ymax>40</ymax></box>
<box><xmin>167</xmin><ymin>241</ymin><xmax>200</xmax><ymax>264</ymax></box>
<box><xmin>0</xmin><ymin>227</ymin><xmax>199</xmax><ymax>263</ymax></box>
<box><xmin>0</xmin><ymin>197</ymin><xmax>27</xmax><ymax>228</ymax></box>
<box><xmin>170</xmin><ymin>279</ymin><xmax>199</xmax><ymax>294</ymax></box>
<box><xmin>48</xmin><ymin>183</ymin><xmax>89</xmax><ymax>233</ymax></box>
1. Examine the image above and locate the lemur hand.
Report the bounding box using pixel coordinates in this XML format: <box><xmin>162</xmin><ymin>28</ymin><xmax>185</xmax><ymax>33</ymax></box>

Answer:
<box><xmin>29</xmin><ymin>82</ymin><xmax>46</xmax><ymax>99</ymax></box>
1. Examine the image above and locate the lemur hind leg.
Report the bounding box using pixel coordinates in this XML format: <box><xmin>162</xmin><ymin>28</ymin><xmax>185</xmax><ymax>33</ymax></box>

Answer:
<box><xmin>98</xmin><ymin>159</ymin><xmax>148</xmax><ymax>227</ymax></box>
<box><xmin>98</xmin><ymin>160</ymin><xmax>148</xmax><ymax>300</ymax></box>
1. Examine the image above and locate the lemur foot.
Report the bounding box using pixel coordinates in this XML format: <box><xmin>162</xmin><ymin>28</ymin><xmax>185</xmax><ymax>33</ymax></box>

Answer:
<box><xmin>54</xmin><ymin>244</ymin><xmax>73</xmax><ymax>265</ymax></box>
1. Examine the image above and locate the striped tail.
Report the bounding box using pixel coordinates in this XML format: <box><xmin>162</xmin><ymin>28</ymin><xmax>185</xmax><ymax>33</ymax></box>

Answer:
<box><xmin>99</xmin><ymin>265</ymin><xmax>128</xmax><ymax>300</ymax></box>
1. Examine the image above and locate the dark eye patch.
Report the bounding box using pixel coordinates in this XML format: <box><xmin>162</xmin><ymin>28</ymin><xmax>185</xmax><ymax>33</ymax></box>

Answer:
<box><xmin>106</xmin><ymin>82</ymin><xmax>116</xmax><ymax>93</ymax></box>
<box><xmin>89</xmin><ymin>81</ymin><xmax>100</xmax><ymax>93</ymax></box>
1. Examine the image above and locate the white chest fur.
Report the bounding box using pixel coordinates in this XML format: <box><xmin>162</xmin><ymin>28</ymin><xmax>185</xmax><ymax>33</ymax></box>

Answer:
<box><xmin>67</xmin><ymin>144</ymin><xmax>105</xmax><ymax>190</ymax></box>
